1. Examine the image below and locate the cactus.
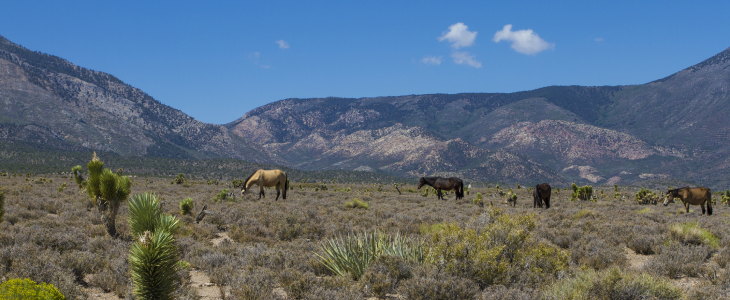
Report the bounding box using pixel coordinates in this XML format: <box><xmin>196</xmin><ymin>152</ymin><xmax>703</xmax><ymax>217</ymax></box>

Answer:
<box><xmin>73</xmin><ymin>152</ymin><xmax>131</xmax><ymax>237</ymax></box>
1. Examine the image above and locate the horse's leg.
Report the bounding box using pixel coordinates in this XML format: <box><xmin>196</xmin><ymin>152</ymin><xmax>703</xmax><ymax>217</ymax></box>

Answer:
<box><xmin>701</xmin><ymin>202</ymin><xmax>706</xmax><ymax>215</ymax></box>
<box><xmin>259</xmin><ymin>185</ymin><xmax>264</xmax><ymax>199</ymax></box>
<box><xmin>685</xmin><ymin>202</ymin><xmax>690</xmax><ymax>213</ymax></box>
<box><xmin>275</xmin><ymin>183</ymin><xmax>281</xmax><ymax>201</ymax></box>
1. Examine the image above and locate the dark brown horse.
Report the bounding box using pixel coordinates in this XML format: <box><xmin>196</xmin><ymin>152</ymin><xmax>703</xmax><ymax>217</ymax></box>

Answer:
<box><xmin>418</xmin><ymin>177</ymin><xmax>464</xmax><ymax>200</ymax></box>
<box><xmin>533</xmin><ymin>183</ymin><xmax>551</xmax><ymax>209</ymax></box>
<box><xmin>664</xmin><ymin>187</ymin><xmax>712</xmax><ymax>215</ymax></box>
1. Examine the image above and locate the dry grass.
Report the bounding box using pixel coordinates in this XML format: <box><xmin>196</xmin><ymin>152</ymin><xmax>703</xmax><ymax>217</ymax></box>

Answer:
<box><xmin>1</xmin><ymin>175</ymin><xmax>730</xmax><ymax>299</ymax></box>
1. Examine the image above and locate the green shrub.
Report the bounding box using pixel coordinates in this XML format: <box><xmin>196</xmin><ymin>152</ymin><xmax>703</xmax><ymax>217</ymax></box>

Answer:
<box><xmin>344</xmin><ymin>198</ymin><xmax>369</xmax><ymax>209</ymax></box>
<box><xmin>361</xmin><ymin>255</ymin><xmax>415</xmax><ymax>298</ymax></box>
<box><xmin>571</xmin><ymin>184</ymin><xmax>593</xmax><ymax>201</ymax></box>
<box><xmin>544</xmin><ymin>267</ymin><xmax>682</xmax><ymax>300</ymax></box>
<box><xmin>425</xmin><ymin>209</ymin><xmax>568</xmax><ymax>288</ymax></box>
<box><xmin>668</xmin><ymin>222</ymin><xmax>719</xmax><ymax>248</ymax></box>
<box><xmin>419</xmin><ymin>223</ymin><xmax>446</xmax><ymax>235</ymax></box>
<box><xmin>172</xmin><ymin>173</ymin><xmax>185</xmax><ymax>184</ymax></box>
<box><xmin>0</xmin><ymin>278</ymin><xmax>66</xmax><ymax>300</ymax></box>
<box><xmin>635</xmin><ymin>188</ymin><xmax>659</xmax><ymax>205</ymax></box>
<box><xmin>214</xmin><ymin>189</ymin><xmax>229</xmax><ymax>202</ymax></box>
<box><xmin>315</xmin><ymin>230</ymin><xmax>423</xmax><ymax>280</ymax></box>
<box><xmin>179</xmin><ymin>197</ymin><xmax>194</xmax><ymax>215</ymax></box>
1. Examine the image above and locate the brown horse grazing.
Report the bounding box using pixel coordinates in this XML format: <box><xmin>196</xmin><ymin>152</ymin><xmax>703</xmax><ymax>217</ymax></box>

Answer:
<box><xmin>241</xmin><ymin>169</ymin><xmax>288</xmax><ymax>200</ymax></box>
<box><xmin>533</xmin><ymin>183</ymin><xmax>551</xmax><ymax>209</ymax></box>
<box><xmin>418</xmin><ymin>177</ymin><xmax>464</xmax><ymax>200</ymax></box>
<box><xmin>664</xmin><ymin>187</ymin><xmax>712</xmax><ymax>215</ymax></box>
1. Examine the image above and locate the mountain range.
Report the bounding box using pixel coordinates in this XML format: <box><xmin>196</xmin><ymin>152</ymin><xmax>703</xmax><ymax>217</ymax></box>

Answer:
<box><xmin>2</xmin><ymin>33</ymin><xmax>729</xmax><ymax>187</ymax></box>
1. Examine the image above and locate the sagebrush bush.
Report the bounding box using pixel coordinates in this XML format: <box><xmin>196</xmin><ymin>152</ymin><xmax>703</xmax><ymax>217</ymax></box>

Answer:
<box><xmin>344</xmin><ymin>198</ymin><xmax>369</xmax><ymax>209</ymax></box>
<box><xmin>544</xmin><ymin>267</ymin><xmax>682</xmax><ymax>300</ymax></box>
<box><xmin>360</xmin><ymin>255</ymin><xmax>415</xmax><ymax>298</ymax></box>
<box><xmin>644</xmin><ymin>241</ymin><xmax>711</xmax><ymax>278</ymax></box>
<box><xmin>425</xmin><ymin>209</ymin><xmax>568</xmax><ymax>288</ymax></box>
<box><xmin>571</xmin><ymin>234</ymin><xmax>627</xmax><ymax>270</ymax></box>
<box><xmin>397</xmin><ymin>265</ymin><xmax>480</xmax><ymax>300</ymax></box>
<box><xmin>0</xmin><ymin>278</ymin><xmax>66</xmax><ymax>300</ymax></box>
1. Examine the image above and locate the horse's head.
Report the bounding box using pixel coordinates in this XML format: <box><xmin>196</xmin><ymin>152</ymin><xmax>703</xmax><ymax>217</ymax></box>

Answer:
<box><xmin>663</xmin><ymin>189</ymin><xmax>677</xmax><ymax>206</ymax></box>
<box><xmin>240</xmin><ymin>185</ymin><xmax>248</xmax><ymax>196</ymax></box>
<box><xmin>417</xmin><ymin>177</ymin><xmax>425</xmax><ymax>189</ymax></box>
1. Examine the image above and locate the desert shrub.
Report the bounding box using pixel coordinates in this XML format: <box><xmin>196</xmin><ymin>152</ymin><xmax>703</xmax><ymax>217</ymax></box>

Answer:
<box><xmin>425</xmin><ymin>209</ymin><xmax>568</xmax><ymax>288</ymax></box>
<box><xmin>570</xmin><ymin>234</ymin><xmax>627</xmax><ymax>270</ymax></box>
<box><xmin>478</xmin><ymin>285</ymin><xmax>540</xmax><ymax>300</ymax></box>
<box><xmin>419</xmin><ymin>223</ymin><xmax>446</xmax><ymax>235</ymax></box>
<box><xmin>279</xmin><ymin>269</ymin><xmax>315</xmax><ymax>299</ymax></box>
<box><xmin>573</xmin><ymin>209</ymin><xmax>597</xmax><ymax>219</ymax></box>
<box><xmin>0</xmin><ymin>278</ymin><xmax>66</xmax><ymax>300</ymax></box>
<box><xmin>668</xmin><ymin>222</ymin><xmax>719</xmax><ymax>248</ymax></box>
<box><xmin>627</xmin><ymin>235</ymin><xmax>659</xmax><ymax>255</ymax></box>
<box><xmin>397</xmin><ymin>265</ymin><xmax>480</xmax><ymax>300</ymax></box>
<box><xmin>214</xmin><ymin>188</ymin><xmax>229</xmax><ymax>202</ymax></box>
<box><xmin>571</xmin><ymin>183</ymin><xmax>593</xmax><ymax>201</ymax></box>
<box><xmin>315</xmin><ymin>230</ymin><xmax>423</xmax><ymax>280</ymax></box>
<box><xmin>228</xmin><ymin>267</ymin><xmax>277</xmax><ymax>300</ymax></box>
<box><xmin>544</xmin><ymin>267</ymin><xmax>682</xmax><ymax>300</ymax></box>
<box><xmin>712</xmin><ymin>245</ymin><xmax>730</xmax><ymax>268</ymax></box>
<box><xmin>344</xmin><ymin>198</ymin><xmax>369</xmax><ymax>209</ymax></box>
<box><xmin>172</xmin><ymin>173</ymin><xmax>185</xmax><ymax>184</ymax></box>
<box><xmin>179</xmin><ymin>197</ymin><xmax>194</xmax><ymax>215</ymax></box>
<box><xmin>644</xmin><ymin>241</ymin><xmax>711</xmax><ymax>278</ymax></box>
<box><xmin>360</xmin><ymin>255</ymin><xmax>415</xmax><ymax>298</ymax></box>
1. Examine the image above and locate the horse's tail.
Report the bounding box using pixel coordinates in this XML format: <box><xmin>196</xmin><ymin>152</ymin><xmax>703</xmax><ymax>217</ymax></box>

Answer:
<box><xmin>459</xmin><ymin>182</ymin><xmax>464</xmax><ymax>199</ymax></box>
<box><xmin>707</xmin><ymin>189</ymin><xmax>713</xmax><ymax>215</ymax></box>
<box><xmin>283</xmin><ymin>173</ymin><xmax>288</xmax><ymax>200</ymax></box>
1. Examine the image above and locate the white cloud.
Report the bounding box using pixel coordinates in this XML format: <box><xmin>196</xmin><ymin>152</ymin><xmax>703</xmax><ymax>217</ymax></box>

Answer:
<box><xmin>248</xmin><ymin>52</ymin><xmax>260</xmax><ymax>59</ymax></box>
<box><xmin>421</xmin><ymin>55</ymin><xmax>442</xmax><ymax>65</ymax></box>
<box><xmin>276</xmin><ymin>40</ymin><xmax>290</xmax><ymax>49</ymax></box>
<box><xmin>438</xmin><ymin>22</ymin><xmax>477</xmax><ymax>49</ymax></box>
<box><xmin>451</xmin><ymin>51</ymin><xmax>481</xmax><ymax>68</ymax></box>
<box><xmin>594</xmin><ymin>37</ymin><xmax>604</xmax><ymax>42</ymax></box>
<box><xmin>492</xmin><ymin>24</ymin><xmax>554</xmax><ymax>55</ymax></box>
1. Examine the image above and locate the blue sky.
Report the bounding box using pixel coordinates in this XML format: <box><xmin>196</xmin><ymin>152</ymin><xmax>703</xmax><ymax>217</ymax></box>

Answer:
<box><xmin>1</xmin><ymin>1</ymin><xmax>729</xmax><ymax>124</ymax></box>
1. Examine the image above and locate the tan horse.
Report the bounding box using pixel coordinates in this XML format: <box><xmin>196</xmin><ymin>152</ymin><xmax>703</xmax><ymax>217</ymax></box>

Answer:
<box><xmin>664</xmin><ymin>187</ymin><xmax>712</xmax><ymax>215</ymax></box>
<box><xmin>241</xmin><ymin>169</ymin><xmax>288</xmax><ymax>200</ymax></box>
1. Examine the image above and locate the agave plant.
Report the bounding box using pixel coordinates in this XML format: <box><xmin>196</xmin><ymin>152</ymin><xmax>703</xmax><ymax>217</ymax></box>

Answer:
<box><xmin>315</xmin><ymin>230</ymin><xmax>423</xmax><ymax>280</ymax></box>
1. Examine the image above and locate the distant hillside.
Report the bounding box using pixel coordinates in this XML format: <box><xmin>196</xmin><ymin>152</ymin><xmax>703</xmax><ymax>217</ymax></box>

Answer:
<box><xmin>227</xmin><ymin>47</ymin><xmax>730</xmax><ymax>188</ymax></box>
<box><xmin>0</xmin><ymin>34</ymin><xmax>279</xmax><ymax>164</ymax></box>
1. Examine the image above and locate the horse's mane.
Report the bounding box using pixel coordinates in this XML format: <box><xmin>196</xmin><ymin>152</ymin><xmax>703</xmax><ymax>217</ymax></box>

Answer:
<box><xmin>669</xmin><ymin>186</ymin><xmax>691</xmax><ymax>195</ymax></box>
<box><xmin>242</xmin><ymin>170</ymin><xmax>258</xmax><ymax>189</ymax></box>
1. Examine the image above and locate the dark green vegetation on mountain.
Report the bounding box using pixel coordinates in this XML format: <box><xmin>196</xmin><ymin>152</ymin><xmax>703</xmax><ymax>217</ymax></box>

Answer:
<box><xmin>1</xmin><ymin>33</ymin><xmax>730</xmax><ymax>188</ymax></box>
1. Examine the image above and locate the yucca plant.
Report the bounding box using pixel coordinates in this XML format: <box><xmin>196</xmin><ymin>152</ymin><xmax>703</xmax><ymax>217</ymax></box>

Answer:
<box><xmin>72</xmin><ymin>152</ymin><xmax>131</xmax><ymax>237</ymax></box>
<box><xmin>179</xmin><ymin>198</ymin><xmax>194</xmax><ymax>215</ymax></box>
<box><xmin>129</xmin><ymin>230</ymin><xmax>179</xmax><ymax>300</ymax></box>
<box><xmin>128</xmin><ymin>193</ymin><xmax>181</xmax><ymax>300</ymax></box>
<box><xmin>128</xmin><ymin>193</ymin><xmax>180</xmax><ymax>237</ymax></box>
<box><xmin>315</xmin><ymin>230</ymin><xmax>423</xmax><ymax>280</ymax></box>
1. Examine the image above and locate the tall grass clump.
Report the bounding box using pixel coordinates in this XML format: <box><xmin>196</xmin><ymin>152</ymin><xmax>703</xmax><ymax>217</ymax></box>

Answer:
<box><xmin>544</xmin><ymin>267</ymin><xmax>682</xmax><ymax>300</ymax></box>
<box><xmin>72</xmin><ymin>152</ymin><xmax>131</xmax><ymax>237</ymax></box>
<box><xmin>315</xmin><ymin>230</ymin><xmax>423</xmax><ymax>280</ymax></box>
<box><xmin>668</xmin><ymin>222</ymin><xmax>719</xmax><ymax>248</ymax></box>
<box><xmin>0</xmin><ymin>278</ymin><xmax>66</xmax><ymax>300</ymax></box>
<box><xmin>425</xmin><ymin>208</ymin><xmax>568</xmax><ymax>288</ymax></box>
<box><xmin>127</xmin><ymin>192</ymin><xmax>181</xmax><ymax>300</ymax></box>
<box><xmin>344</xmin><ymin>198</ymin><xmax>369</xmax><ymax>209</ymax></box>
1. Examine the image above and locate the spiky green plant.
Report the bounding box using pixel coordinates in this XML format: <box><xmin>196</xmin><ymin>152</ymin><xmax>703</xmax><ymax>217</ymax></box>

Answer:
<box><xmin>315</xmin><ymin>230</ymin><xmax>423</xmax><ymax>280</ymax></box>
<box><xmin>179</xmin><ymin>198</ymin><xmax>194</xmax><ymax>215</ymax></box>
<box><xmin>129</xmin><ymin>230</ymin><xmax>179</xmax><ymax>300</ymax></box>
<box><xmin>72</xmin><ymin>152</ymin><xmax>131</xmax><ymax>237</ymax></box>
<box><xmin>128</xmin><ymin>193</ymin><xmax>180</xmax><ymax>237</ymax></box>
<box><xmin>172</xmin><ymin>173</ymin><xmax>185</xmax><ymax>184</ymax></box>
<box><xmin>571</xmin><ymin>184</ymin><xmax>593</xmax><ymax>201</ymax></box>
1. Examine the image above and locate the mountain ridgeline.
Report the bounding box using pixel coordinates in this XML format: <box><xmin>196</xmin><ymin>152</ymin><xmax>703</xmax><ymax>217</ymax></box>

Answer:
<box><xmin>1</xmin><ymin>33</ymin><xmax>729</xmax><ymax>187</ymax></box>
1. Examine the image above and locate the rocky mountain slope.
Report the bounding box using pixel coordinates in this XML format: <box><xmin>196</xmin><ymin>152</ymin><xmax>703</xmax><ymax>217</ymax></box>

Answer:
<box><xmin>0</xmin><ymin>34</ymin><xmax>280</xmax><ymax>164</ymax></box>
<box><xmin>228</xmin><ymin>47</ymin><xmax>730</xmax><ymax>187</ymax></box>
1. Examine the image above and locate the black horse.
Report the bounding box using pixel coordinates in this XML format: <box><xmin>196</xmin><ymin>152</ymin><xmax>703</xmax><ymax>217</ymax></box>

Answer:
<box><xmin>533</xmin><ymin>183</ymin><xmax>551</xmax><ymax>209</ymax></box>
<box><xmin>418</xmin><ymin>177</ymin><xmax>464</xmax><ymax>200</ymax></box>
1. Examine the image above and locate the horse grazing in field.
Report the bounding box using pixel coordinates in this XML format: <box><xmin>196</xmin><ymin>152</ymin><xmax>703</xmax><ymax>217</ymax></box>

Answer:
<box><xmin>241</xmin><ymin>169</ymin><xmax>288</xmax><ymax>200</ymax></box>
<box><xmin>664</xmin><ymin>187</ymin><xmax>712</xmax><ymax>216</ymax></box>
<box><xmin>418</xmin><ymin>177</ymin><xmax>464</xmax><ymax>200</ymax></box>
<box><xmin>533</xmin><ymin>183</ymin><xmax>551</xmax><ymax>209</ymax></box>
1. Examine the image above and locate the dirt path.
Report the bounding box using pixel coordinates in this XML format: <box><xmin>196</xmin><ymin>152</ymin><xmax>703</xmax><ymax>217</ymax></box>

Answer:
<box><xmin>190</xmin><ymin>269</ymin><xmax>224</xmax><ymax>299</ymax></box>
<box><xmin>624</xmin><ymin>247</ymin><xmax>650</xmax><ymax>270</ymax></box>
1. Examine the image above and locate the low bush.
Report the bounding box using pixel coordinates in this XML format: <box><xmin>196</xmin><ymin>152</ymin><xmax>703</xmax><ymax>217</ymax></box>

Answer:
<box><xmin>360</xmin><ymin>255</ymin><xmax>415</xmax><ymax>298</ymax></box>
<box><xmin>644</xmin><ymin>241</ymin><xmax>711</xmax><ymax>278</ymax></box>
<box><xmin>344</xmin><ymin>198</ymin><xmax>369</xmax><ymax>209</ymax></box>
<box><xmin>179</xmin><ymin>197</ymin><xmax>194</xmax><ymax>215</ymax></box>
<box><xmin>544</xmin><ymin>267</ymin><xmax>683</xmax><ymax>300</ymax></box>
<box><xmin>397</xmin><ymin>265</ymin><xmax>480</xmax><ymax>300</ymax></box>
<box><xmin>570</xmin><ymin>234</ymin><xmax>627</xmax><ymax>270</ymax></box>
<box><xmin>424</xmin><ymin>209</ymin><xmax>568</xmax><ymax>288</ymax></box>
<box><xmin>668</xmin><ymin>222</ymin><xmax>719</xmax><ymax>248</ymax></box>
<box><xmin>0</xmin><ymin>278</ymin><xmax>66</xmax><ymax>300</ymax></box>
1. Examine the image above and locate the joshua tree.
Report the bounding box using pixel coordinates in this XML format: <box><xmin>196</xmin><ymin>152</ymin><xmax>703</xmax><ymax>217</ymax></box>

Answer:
<box><xmin>73</xmin><ymin>152</ymin><xmax>131</xmax><ymax>237</ymax></box>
